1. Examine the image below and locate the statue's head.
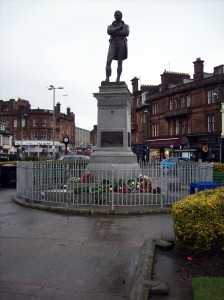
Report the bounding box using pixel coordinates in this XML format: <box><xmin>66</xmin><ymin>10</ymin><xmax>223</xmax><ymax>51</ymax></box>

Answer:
<box><xmin>114</xmin><ymin>10</ymin><xmax>122</xmax><ymax>20</ymax></box>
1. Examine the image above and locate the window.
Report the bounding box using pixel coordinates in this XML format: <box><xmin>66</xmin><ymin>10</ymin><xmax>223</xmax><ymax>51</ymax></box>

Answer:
<box><xmin>180</xmin><ymin>97</ymin><xmax>185</xmax><ymax>108</ymax></box>
<box><xmin>169</xmin><ymin>99</ymin><xmax>173</xmax><ymax>110</ymax></box>
<box><xmin>41</xmin><ymin>132</ymin><xmax>47</xmax><ymax>140</ymax></box>
<box><xmin>181</xmin><ymin>119</ymin><xmax>185</xmax><ymax>134</ymax></box>
<box><xmin>187</xmin><ymin>119</ymin><xmax>191</xmax><ymax>134</ymax></box>
<box><xmin>141</xmin><ymin>92</ymin><xmax>148</xmax><ymax>104</ymax></box>
<box><xmin>208</xmin><ymin>115</ymin><xmax>216</xmax><ymax>132</ymax></box>
<box><xmin>42</xmin><ymin>119</ymin><xmax>46</xmax><ymax>126</ymax></box>
<box><xmin>14</xmin><ymin>120</ymin><xmax>17</xmax><ymax>127</ymax></box>
<box><xmin>208</xmin><ymin>90</ymin><xmax>217</xmax><ymax>104</ymax></box>
<box><xmin>175</xmin><ymin>98</ymin><xmax>180</xmax><ymax>109</ymax></box>
<box><xmin>169</xmin><ymin>120</ymin><xmax>174</xmax><ymax>135</ymax></box>
<box><xmin>3</xmin><ymin>136</ymin><xmax>9</xmax><ymax>145</ymax></box>
<box><xmin>50</xmin><ymin>131</ymin><xmax>53</xmax><ymax>140</ymax></box>
<box><xmin>22</xmin><ymin>118</ymin><xmax>26</xmax><ymax>127</ymax></box>
<box><xmin>33</xmin><ymin>119</ymin><xmax>37</xmax><ymax>126</ymax></box>
<box><xmin>186</xmin><ymin>95</ymin><xmax>191</xmax><ymax>107</ymax></box>
<box><xmin>31</xmin><ymin>131</ymin><xmax>38</xmax><ymax>140</ymax></box>
<box><xmin>152</xmin><ymin>103</ymin><xmax>159</xmax><ymax>115</ymax></box>
<box><xmin>175</xmin><ymin>119</ymin><xmax>179</xmax><ymax>135</ymax></box>
<box><xmin>152</xmin><ymin>123</ymin><xmax>159</xmax><ymax>137</ymax></box>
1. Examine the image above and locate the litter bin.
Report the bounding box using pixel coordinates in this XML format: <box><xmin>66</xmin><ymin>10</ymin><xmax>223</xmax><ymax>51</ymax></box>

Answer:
<box><xmin>190</xmin><ymin>181</ymin><xmax>223</xmax><ymax>194</ymax></box>
<box><xmin>1</xmin><ymin>164</ymin><xmax>17</xmax><ymax>188</ymax></box>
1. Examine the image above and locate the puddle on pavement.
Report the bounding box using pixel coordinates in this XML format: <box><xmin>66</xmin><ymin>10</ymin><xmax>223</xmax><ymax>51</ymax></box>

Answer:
<box><xmin>150</xmin><ymin>248</ymin><xmax>192</xmax><ymax>300</ymax></box>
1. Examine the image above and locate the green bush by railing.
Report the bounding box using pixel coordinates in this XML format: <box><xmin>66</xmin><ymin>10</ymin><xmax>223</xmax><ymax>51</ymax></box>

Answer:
<box><xmin>213</xmin><ymin>163</ymin><xmax>224</xmax><ymax>171</ymax></box>
<box><xmin>172</xmin><ymin>186</ymin><xmax>224</xmax><ymax>254</ymax></box>
<box><xmin>213</xmin><ymin>171</ymin><xmax>224</xmax><ymax>183</ymax></box>
<box><xmin>0</xmin><ymin>161</ymin><xmax>17</xmax><ymax>166</ymax></box>
<box><xmin>212</xmin><ymin>163</ymin><xmax>224</xmax><ymax>183</ymax></box>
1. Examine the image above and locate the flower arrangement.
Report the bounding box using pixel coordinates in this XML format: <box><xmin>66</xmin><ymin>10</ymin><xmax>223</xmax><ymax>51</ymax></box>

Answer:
<box><xmin>82</xmin><ymin>172</ymin><xmax>94</xmax><ymax>183</ymax></box>
<box><xmin>136</xmin><ymin>175</ymin><xmax>152</xmax><ymax>193</ymax></box>
<box><xmin>68</xmin><ymin>177</ymin><xmax>81</xmax><ymax>183</ymax></box>
<box><xmin>70</xmin><ymin>172</ymin><xmax>161</xmax><ymax>195</ymax></box>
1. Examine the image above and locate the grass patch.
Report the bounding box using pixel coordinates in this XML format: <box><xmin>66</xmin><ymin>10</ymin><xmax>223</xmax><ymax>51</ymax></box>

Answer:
<box><xmin>192</xmin><ymin>276</ymin><xmax>224</xmax><ymax>300</ymax></box>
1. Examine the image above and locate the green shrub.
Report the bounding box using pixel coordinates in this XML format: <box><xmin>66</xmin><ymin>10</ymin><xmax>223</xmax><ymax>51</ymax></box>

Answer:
<box><xmin>23</xmin><ymin>156</ymin><xmax>38</xmax><ymax>161</ymax></box>
<box><xmin>213</xmin><ymin>163</ymin><xmax>224</xmax><ymax>172</ymax></box>
<box><xmin>172</xmin><ymin>186</ymin><xmax>224</xmax><ymax>254</ymax></box>
<box><xmin>0</xmin><ymin>161</ymin><xmax>17</xmax><ymax>166</ymax></box>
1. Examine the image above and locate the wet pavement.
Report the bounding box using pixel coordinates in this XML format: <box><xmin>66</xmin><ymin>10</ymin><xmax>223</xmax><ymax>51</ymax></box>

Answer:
<box><xmin>151</xmin><ymin>249</ymin><xmax>190</xmax><ymax>300</ymax></box>
<box><xmin>0</xmin><ymin>188</ymin><xmax>178</xmax><ymax>300</ymax></box>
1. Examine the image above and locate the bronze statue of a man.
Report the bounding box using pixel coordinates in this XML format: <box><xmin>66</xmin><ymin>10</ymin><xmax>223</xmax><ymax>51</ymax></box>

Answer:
<box><xmin>105</xmin><ymin>11</ymin><xmax>129</xmax><ymax>82</ymax></box>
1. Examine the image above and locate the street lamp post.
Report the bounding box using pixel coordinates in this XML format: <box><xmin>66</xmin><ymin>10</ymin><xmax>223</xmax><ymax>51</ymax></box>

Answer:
<box><xmin>21</xmin><ymin>113</ymin><xmax>27</xmax><ymax>157</ymax></box>
<box><xmin>48</xmin><ymin>85</ymin><xmax>64</xmax><ymax>158</ymax></box>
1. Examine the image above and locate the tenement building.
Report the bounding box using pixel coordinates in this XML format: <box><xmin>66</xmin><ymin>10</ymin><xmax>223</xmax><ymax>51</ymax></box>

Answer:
<box><xmin>131</xmin><ymin>58</ymin><xmax>224</xmax><ymax>162</ymax></box>
<box><xmin>0</xmin><ymin>98</ymin><xmax>75</xmax><ymax>158</ymax></box>
<box><xmin>75</xmin><ymin>127</ymin><xmax>90</xmax><ymax>148</ymax></box>
<box><xmin>0</xmin><ymin>121</ymin><xmax>13</xmax><ymax>157</ymax></box>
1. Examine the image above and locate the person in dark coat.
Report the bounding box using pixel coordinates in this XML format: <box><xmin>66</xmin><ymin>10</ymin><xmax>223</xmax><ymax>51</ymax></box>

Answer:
<box><xmin>105</xmin><ymin>11</ymin><xmax>129</xmax><ymax>82</ymax></box>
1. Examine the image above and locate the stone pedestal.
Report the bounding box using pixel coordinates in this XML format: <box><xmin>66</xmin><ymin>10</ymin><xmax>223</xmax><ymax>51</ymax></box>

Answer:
<box><xmin>86</xmin><ymin>81</ymin><xmax>139</xmax><ymax>174</ymax></box>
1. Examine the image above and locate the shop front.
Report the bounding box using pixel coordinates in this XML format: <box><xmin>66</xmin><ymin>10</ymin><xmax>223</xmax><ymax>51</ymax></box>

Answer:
<box><xmin>15</xmin><ymin>140</ymin><xmax>62</xmax><ymax>158</ymax></box>
<box><xmin>188</xmin><ymin>134</ymin><xmax>222</xmax><ymax>162</ymax></box>
<box><xmin>146</xmin><ymin>137</ymin><xmax>189</xmax><ymax>161</ymax></box>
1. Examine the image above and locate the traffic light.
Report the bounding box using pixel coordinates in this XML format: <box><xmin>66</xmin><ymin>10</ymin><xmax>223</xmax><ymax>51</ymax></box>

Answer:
<box><xmin>22</xmin><ymin>147</ymin><xmax>25</xmax><ymax>154</ymax></box>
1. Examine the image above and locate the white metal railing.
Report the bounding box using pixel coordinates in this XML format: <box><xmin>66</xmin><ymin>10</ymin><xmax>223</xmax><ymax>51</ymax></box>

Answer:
<box><xmin>16</xmin><ymin>161</ymin><xmax>213</xmax><ymax>209</ymax></box>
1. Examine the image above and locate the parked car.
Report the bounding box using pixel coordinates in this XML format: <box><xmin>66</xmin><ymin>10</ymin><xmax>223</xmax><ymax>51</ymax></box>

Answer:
<box><xmin>59</xmin><ymin>155</ymin><xmax>90</xmax><ymax>161</ymax></box>
<box><xmin>160</xmin><ymin>157</ymin><xmax>192</xmax><ymax>173</ymax></box>
<box><xmin>59</xmin><ymin>155</ymin><xmax>90</xmax><ymax>181</ymax></box>
<box><xmin>0</xmin><ymin>154</ymin><xmax>22</xmax><ymax>161</ymax></box>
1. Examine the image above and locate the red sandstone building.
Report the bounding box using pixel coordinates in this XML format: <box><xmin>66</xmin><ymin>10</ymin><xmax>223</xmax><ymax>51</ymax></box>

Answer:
<box><xmin>0</xmin><ymin>98</ymin><xmax>75</xmax><ymax>158</ymax></box>
<box><xmin>131</xmin><ymin>58</ymin><xmax>224</xmax><ymax>162</ymax></box>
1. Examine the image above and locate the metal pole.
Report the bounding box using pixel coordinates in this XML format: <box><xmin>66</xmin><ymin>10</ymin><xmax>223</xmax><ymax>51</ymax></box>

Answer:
<box><xmin>53</xmin><ymin>88</ymin><xmax>55</xmax><ymax>158</ymax></box>
<box><xmin>21</xmin><ymin>115</ymin><xmax>23</xmax><ymax>156</ymax></box>
<box><xmin>48</xmin><ymin>85</ymin><xmax>63</xmax><ymax>159</ymax></box>
<box><xmin>20</xmin><ymin>114</ymin><xmax>27</xmax><ymax>157</ymax></box>
<box><xmin>111</xmin><ymin>165</ymin><xmax>114</xmax><ymax>211</ymax></box>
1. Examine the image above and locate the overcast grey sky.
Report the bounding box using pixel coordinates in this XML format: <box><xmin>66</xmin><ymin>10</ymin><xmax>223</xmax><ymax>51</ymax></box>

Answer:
<box><xmin>0</xmin><ymin>0</ymin><xmax>224</xmax><ymax>130</ymax></box>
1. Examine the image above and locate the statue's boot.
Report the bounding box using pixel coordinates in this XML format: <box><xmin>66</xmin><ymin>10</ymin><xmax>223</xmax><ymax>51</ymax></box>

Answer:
<box><xmin>116</xmin><ymin>66</ymin><xmax>122</xmax><ymax>82</ymax></box>
<box><xmin>105</xmin><ymin>66</ymin><xmax>111</xmax><ymax>82</ymax></box>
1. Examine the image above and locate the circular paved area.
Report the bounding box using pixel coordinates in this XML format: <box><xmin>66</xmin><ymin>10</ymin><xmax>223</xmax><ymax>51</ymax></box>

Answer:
<box><xmin>0</xmin><ymin>189</ymin><xmax>175</xmax><ymax>300</ymax></box>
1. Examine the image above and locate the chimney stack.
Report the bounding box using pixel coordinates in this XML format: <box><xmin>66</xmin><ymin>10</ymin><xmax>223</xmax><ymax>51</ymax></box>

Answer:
<box><xmin>131</xmin><ymin>77</ymin><xmax>139</xmax><ymax>94</ymax></box>
<box><xmin>56</xmin><ymin>102</ymin><xmax>61</xmax><ymax>115</ymax></box>
<box><xmin>193</xmin><ymin>57</ymin><xmax>204</xmax><ymax>81</ymax></box>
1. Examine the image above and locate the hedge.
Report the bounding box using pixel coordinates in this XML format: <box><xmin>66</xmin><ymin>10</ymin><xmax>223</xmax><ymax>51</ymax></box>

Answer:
<box><xmin>213</xmin><ymin>163</ymin><xmax>224</xmax><ymax>172</ymax></box>
<box><xmin>0</xmin><ymin>161</ymin><xmax>17</xmax><ymax>166</ymax></box>
<box><xmin>172</xmin><ymin>186</ymin><xmax>224</xmax><ymax>254</ymax></box>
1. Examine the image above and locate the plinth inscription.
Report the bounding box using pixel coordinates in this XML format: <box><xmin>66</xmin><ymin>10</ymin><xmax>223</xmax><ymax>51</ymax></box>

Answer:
<box><xmin>101</xmin><ymin>131</ymin><xmax>123</xmax><ymax>147</ymax></box>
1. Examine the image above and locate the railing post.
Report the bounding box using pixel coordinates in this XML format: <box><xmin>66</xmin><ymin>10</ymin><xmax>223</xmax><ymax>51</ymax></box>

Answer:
<box><xmin>160</xmin><ymin>194</ymin><xmax>164</xmax><ymax>209</ymax></box>
<box><xmin>111</xmin><ymin>165</ymin><xmax>114</xmax><ymax>211</ymax></box>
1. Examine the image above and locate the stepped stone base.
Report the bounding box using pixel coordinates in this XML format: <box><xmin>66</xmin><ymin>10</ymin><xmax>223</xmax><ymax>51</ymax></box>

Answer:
<box><xmin>87</xmin><ymin>81</ymin><xmax>140</xmax><ymax>175</ymax></box>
